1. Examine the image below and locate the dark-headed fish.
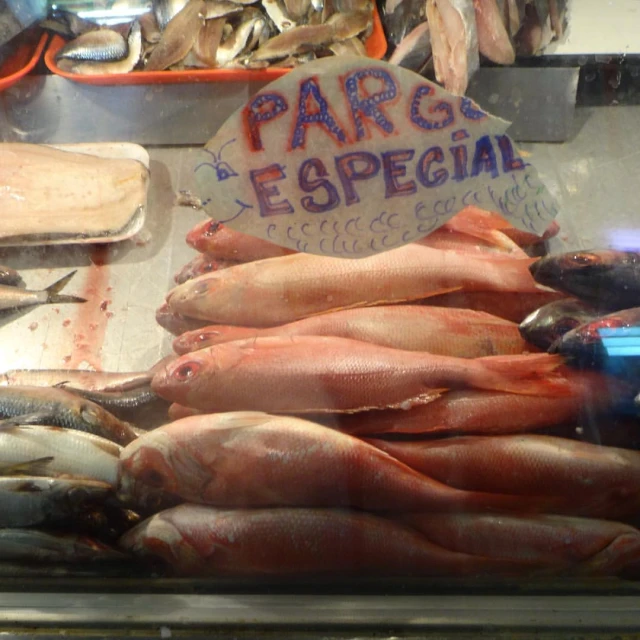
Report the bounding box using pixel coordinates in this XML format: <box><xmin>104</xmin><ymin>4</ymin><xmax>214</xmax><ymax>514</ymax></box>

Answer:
<box><xmin>0</xmin><ymin>529</ymin><xmax>124</xmax><ymax>563</ymax></box>
<box><xmin>0</xmin><ymin>271</ymin><xmax>85</xmax><ymax>315</ymax></box>
<box><xmin>519</xmin><ymin>299</ymin><xmax>601</xmax><ymax>351</ymax></box>
<box><xmin>530</xmin><ymin>250</ymin><xmax>640</xmax><ymax>310</ymax></box>
<box><xmin>0</xmin><ymin>386</ymin><xmax>137</xmax><ymax>445</ymax></box>
<box><xmin>551</xmin><ymin>308</ymin><xmax>640</xmax><ymax>378</ymax></box>
<box><xmin>0</xmin><ymin>476</ymin><xmax>112</xmax><ymax>528</ymax></box>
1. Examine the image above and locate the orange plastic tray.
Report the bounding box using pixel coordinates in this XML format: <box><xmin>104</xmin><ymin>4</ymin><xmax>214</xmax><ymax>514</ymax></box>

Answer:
<box><xmin>44</xmin><ymin>7</ymin><xmax>387</xmax><ymax>86</ymax></box>
<box><xmin>0</xmin><ymin>30</ymin><xmax>47</xmax><ymax>92</ymax></box>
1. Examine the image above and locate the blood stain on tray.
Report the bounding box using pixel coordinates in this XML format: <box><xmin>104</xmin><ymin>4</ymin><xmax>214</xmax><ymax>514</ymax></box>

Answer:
<box><xmin>28</xmin><ymin>322</ymin><xmax>38</xmax><ymax>331</ymax></box>
<box><xmin>67</xmin><ymin>244</ymin><xmax>113</xmax><ymax>371</ymax></box>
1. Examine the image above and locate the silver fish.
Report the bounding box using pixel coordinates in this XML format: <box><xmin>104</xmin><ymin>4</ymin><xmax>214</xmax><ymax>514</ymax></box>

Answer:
<box><xmin>0</xmin><ymin>477</ymin><xmax>112</xmax><ymax>528</ymax></box>
<box><xmin>57</xmin><ymin>384</ymin><xmax>163</xmax><ymax>419</ymax></box>
<box><xmin>426</xmin><ymin>0</ymin><xmax>479</xmax><ymax>95</ymax></box>
<box><xmin>0</xmin><ymin>368</ymin><xmax>153</xmax><ymax>393</ymax></box>
<box><xmin>0</xmin><ymin>529</ymin><xmax>125</xmax><ymax>563</ymax></box>
<box><xmin>389</xmin><ymin>20</ymin><xmax>431</xmax><ymax>71</ymax></box>
<box><xmin>58</xmin><ymin>21</ymin><xmax>143</xmax><ymax>75</ymax></box>
<box><xmin>0</xmin><ymin>425</ymin><xmax>121</xmax><ymax>486</ymax></box>
<box><xmin>0</xmin><ymin>271</ymin><xmax>85</xmax><ymax>314</ymax></box>
<box><xmin>0</xmin><ymin>386</ymin><xmax>137</xmax><ymax>445</ymax></box>
<box><xmin>56</xmin><ymin>28</ymin><xmax>128</xmax><ymax>63</ymax></box>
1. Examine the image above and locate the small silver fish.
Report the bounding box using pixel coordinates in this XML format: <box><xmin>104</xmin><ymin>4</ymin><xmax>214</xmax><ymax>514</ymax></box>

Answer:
<box><xmin>56</xmin><ymin>28</ymin><xmax>128</xmax><ymax>63</ymax></box>
<box><xmin>139</xmin><ymin>11</ymin><xmax>162</xmax><ymax>44</ymax></box>
<box><xmin>0</xmin><ymin>529</ymin><xmax>125</xmax><ymax>563</ymax></box>
<box><xmin>204</xmin><ymin>0</ymin><xmax>244</xmax><ymax>18</ymax></box>
<box><xmin>328</xmin><ymin>36</ymin><xmax>367</xmax><ymax>55</ymax></box>
<box><xmin>284</xmin><ymin>0</ymin><xmax>312</xmax><ymax>21</ymax></box>
<box><xmin>0</xmin><ymin>386</ymin><xmax>137</xmax><ymax>445</ymax></box>
<box><xmin>192</xmin><ymin>17</ymin><xmax>226</xmax><ymax>66</ymax></box>
<box><xmin>0</xmin><ymin>424</ymin><xmax>121</xmax><ymax>486</ymax></box>
<box><xmin>0</xmin><ymin>477</ymin><xmax>112</xmax><ymax>528</ymax></box>
<box><xmin>0</xmin><ymin>271</ymin><xmax>85</xmax><ymax>315</ymax></box>
<box><xmin>58</xmin><ymin>21</ymin><xmax>143</xmax><ymax>75</ymax></box>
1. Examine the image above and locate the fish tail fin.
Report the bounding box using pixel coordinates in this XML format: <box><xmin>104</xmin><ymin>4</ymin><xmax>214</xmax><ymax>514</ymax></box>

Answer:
<box><xmin>44</xmin><ymin>270</ymin><xmax>86</xmax><ymax>305</ymax></box>
<box><xmin>476</xmin><ymin>353</ymin><xmax>572</xmax><ymax>396</ymax></box>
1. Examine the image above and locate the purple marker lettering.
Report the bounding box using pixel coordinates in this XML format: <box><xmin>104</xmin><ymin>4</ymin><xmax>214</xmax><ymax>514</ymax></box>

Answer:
<box><xmin>289</xmin><ymin>77</ymin><xmax>348</xmax><ymax>151</ymax></box>
<box><xmin>381</xmin><ymin>149</ymin><xmax>417</xmax><ymax>199</ymax></box>
<box><xmin>410</xmin><ymin>85</ymin><xmax>454</xmax><ymax>131</ymax></box>
<box><xmin>249</xmin><ymin>164</ymin><xmax>294</xmax><ymax>217</ymax></box>
<box><xmin>459</xmin><ymin>97</ymin><xmax>486</xmax><ymax>121</ymax></box>
<box><xmin>298</xmin><ymin>158</ymin><xmax>341</xmax><ymax>214</ymax></box>
<box><xmin>416</xmin><ymin>146</ymin><xmax>448</xmax><ymax>188</ymax></box>
<box><xmin>449</xmin><ymin>144</ymin><xmax>469</xmax><ymax>182</ymax></box>
<box><xmin>335</xmin><ymin>151</ymin><xmax>381</xmax><ymax>206</ymax></box>
<box><xmin>242</xmin><ymin>93</ymin><xmax>288</xmax><ymax>152</ymax></box>
<box><xmin>471</xmin><ymin>135</ymin><xmax>499</xmax><ymax>179</ymax></box>
<box><xmin>343</xmin><ymin>68</ymin><xmax>397</xmax><ymax>141</ymax></box>
<box><xmin>496</xmin><ymin>135</ymin><xmax>526</xmax><ymax>172</ymax></box>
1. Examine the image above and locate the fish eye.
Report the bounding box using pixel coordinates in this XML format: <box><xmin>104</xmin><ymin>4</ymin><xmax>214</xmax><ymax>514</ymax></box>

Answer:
<box><xmin>569</xmin><ymin>254</ymin><xmax>595</xmax><ymax>266</ymax></box>
<box><xmin>204</xmin><ymin>221</ymin><xmax>221</xmax><ymax>237</ymax></box>
<box><xmin>173</xmin><ymin>361</ymin><xmax>201</xmax><ymax>381</ymax></box>
<box><xmin>197</xmin><ymin>332</ymin><xmax>213</xmax><ymax>343</ymax></box>
<box><xmin>139</xmin><ymin>468</ymin><xmax>165</xmax><ymax>488</ymax></box>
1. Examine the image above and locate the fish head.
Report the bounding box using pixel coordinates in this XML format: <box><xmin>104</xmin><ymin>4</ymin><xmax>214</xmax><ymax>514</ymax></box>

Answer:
<box><xmin>119</xmin><ymin>508</ymin><xmax>202</xmax><ymax>573</ymax></box>
<box><xmin>519</xmin><ymin>300</ymin><xmax>597</xmax><ymax>351</ymax></box>
<box><xmin>186</xmin><ymin>219</ymin><xmax>221</xmax><ymax>251</ymax></box>
<box><xmin>118</xmin><ymin>431</ymin><xmax>181</xmax><ymax>501</ymax></box>
<box><xmin>530</xmin><ymin>251</ymin><xmax>638</xmax><ymax>301</ymax></box>
<box><xmin>151</xmin><ymin>350</ymin><xmax>216</xmax><ymax>406</ymax></box>
<box><xmin>56</xmin><ymin>479</ymin><xmax>112</xmax><ymax>515</ymax></box>
<box><xmin>550</xmin><ymin>314</ymin><xmax>632</xmax><ymax>366</ymax></box>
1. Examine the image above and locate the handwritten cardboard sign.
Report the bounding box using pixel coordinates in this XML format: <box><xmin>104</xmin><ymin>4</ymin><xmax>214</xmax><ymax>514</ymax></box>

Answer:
<box><xmin>195</xmin><ymin>57</ymin><xmax>558</xmax><ymax>258</ymax></box>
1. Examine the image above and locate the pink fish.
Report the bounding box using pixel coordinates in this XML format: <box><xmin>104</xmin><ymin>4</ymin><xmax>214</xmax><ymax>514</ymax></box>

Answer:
<box><xmin>166</xmin><ymin>243</ymin><xmax>543</xmax><ymax>327</ymax></box>
<box><xmin>118</xmin><ymin>411</ymin><xmax>555</xmax><ymax>513</ymax></box>
<box><xmin>171</xmin><ymin>305</ymin><xmax>530</xmax><ymax>357</ymax></box>
<box><xmin>402</xmin><ymin>512</ymin><xmax>640</xmax><ymax>577</ymax></box>
<box><xmin>119</xmin><ymin>505</ymin><xmax>535</xmax><ymax>577</ymax></box>
<box><xmin>152</xmin><ymin>336</ymin><xmax>567</xmax><ymax>413</ymax></box>
<box><xmin>371</xmin><ymin>435</ymin><xmax>640</xmax><ymax>518</ymax></box>
<box><xmin>174</xmin><ymin>254</ymin><xmax>240</xmax><ymax>285</ymax></box>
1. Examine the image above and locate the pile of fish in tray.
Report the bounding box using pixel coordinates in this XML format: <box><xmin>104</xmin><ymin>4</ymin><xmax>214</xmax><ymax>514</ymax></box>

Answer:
<box><xmin>5</xmin><ymin>210</ymin><xmax>640</xmax><ymax>581</ymax></box>
<box><xmin>111</xmin><ymin>206</ymin><xmax>640</xmax><ymax>580</ymax></box>
<box><xmin>46</xmin><ymin>0</ymin><xmax>374</xmax><ymax>75</ymax></box>
<box><xmin>387</xmin><ymin>0</ymin><xmax>568</xmax><ymax>94</ymax></box>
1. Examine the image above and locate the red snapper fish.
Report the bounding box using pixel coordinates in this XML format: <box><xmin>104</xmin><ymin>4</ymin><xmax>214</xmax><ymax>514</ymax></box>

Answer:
<box><xmin>171</xmin><ymin>305</ymin><xmax>530</xmax><ymax>357</ymax></box>
<box><xmin>402</xmin><ymin>512</ymin><xmax>640</xmax><ymax>577</ymax></box>
<box><xmin>117</xmin><ymin>412</ymin><xmax>554</xmax><ymax>513</ymax></box>
<box><xmin>152</xmin><ymin>336</ymin><xmax>567</xmax><ymax>413</ymax></box>
<box><xmin>371</xmin><ymin>435</ymin><xmax>640</xmax><ymax>518</ymax></box>
<box><xmin>165</xmin><ymin>243</ymin><xmax>543</xmax><ymax>327</ymax></box>
<box><xmin>119</xmin><ymin>505</ymin><xmax>536</xmax><ymax>577</ymax></box>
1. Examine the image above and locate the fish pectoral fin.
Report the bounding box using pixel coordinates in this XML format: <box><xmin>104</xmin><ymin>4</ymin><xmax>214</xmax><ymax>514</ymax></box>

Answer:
<box><xmin>0</xmin><ymin>456</ymin><xmax>55</xmax><ymax>476</ymax></box>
